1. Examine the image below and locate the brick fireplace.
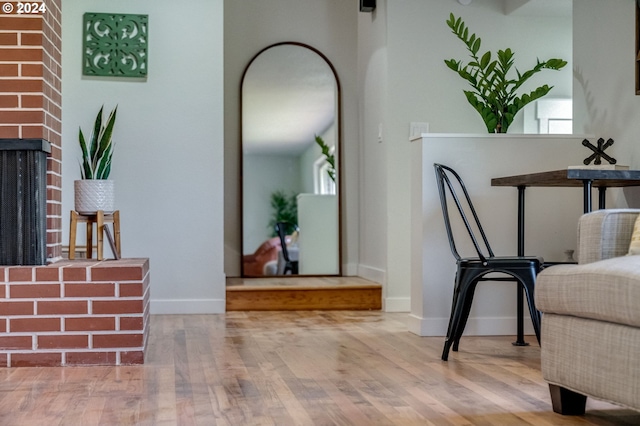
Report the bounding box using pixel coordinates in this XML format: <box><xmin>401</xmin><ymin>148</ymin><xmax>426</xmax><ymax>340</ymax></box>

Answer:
<box><xmin>0</xmin><ymin>1</ymin><xmax>150</xmax><ymax>366</ymax></box>
<box><xmin>0</xmin><ymin>0</ymin><xmax>62</xmax><ymax>260</ymax></box>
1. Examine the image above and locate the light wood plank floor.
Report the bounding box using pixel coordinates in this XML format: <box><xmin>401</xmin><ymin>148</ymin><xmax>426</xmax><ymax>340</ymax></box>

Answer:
<box><xmin>0</xmin><ymin>311</ymin><xmax>638</xmax><ymax>425</ymax></box>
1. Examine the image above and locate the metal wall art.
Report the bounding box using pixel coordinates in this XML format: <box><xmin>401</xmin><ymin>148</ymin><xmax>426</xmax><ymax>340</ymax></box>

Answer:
<box><xmin>582</xmin><ymin>138</ymin><xmax>616</xmax><ymax>165</ymax></box>
<box><xmin>83</xmin><ymin>13</ymin><xmax>148</xmax><ymax>78</ymax></box>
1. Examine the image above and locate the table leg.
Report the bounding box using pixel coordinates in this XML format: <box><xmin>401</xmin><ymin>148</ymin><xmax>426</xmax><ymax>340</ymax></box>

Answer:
<box><xmin>517</xmin><ymin>186</ymin><xmax>525</xmax><ymax>257</ymax></box>
<box><xmin>598</xmin><ymin>187</ymin><xmax>606</xmax><ymax>210</ymax></box>
<box><xmin>582</xmin><ymin>180</ymin><xmax>593</xmax><ymax>213</ymax></box>
<box><xmin>514</xmin><ymin>185</ymin><xmax>528</xmax><ymax>346</ymax></box>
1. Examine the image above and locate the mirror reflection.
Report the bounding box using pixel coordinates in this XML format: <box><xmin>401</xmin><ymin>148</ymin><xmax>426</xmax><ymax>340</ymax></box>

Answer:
<box><xmin>242</xmin><ymin>43</ymin><xmax>340</xmax><ymax>277</ymax></box>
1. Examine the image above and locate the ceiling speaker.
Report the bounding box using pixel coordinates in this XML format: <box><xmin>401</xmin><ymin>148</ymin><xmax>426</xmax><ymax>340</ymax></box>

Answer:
<box><xmin>360</xmin><ymin>0</ymin><xmax>376</xmax><ymax>13</ymax></box>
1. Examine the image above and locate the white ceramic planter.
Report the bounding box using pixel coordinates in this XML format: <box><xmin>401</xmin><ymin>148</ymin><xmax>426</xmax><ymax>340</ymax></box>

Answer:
<box><xmin>74</xmin><ymin>180</ymin><xmax>115</xmax><ymax>214</ymax></box>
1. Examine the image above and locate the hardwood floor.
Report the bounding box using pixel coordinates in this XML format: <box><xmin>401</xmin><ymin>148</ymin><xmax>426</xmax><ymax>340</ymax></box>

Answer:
<box><xmin>226</xmin><ymin>277</ymin><xmax>382</xmax><ymax>311</ymax></box>
<box><xmin>0</xmin><ymin>311</ymin><xmax>638</xmax><ymax>425</ymax></box>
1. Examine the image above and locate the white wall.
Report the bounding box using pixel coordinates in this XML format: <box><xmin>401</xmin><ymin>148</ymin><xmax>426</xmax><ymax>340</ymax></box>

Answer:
<box><xmin>357</xmin><ymin>2</ymin><xmax>390</xmax><ymax>297</ymax></box>
<box><xmin>573</xmin><ymin>0</ymin><xmax>640</xmax><ymax>209</ymax></box>
<box><xmin>61</xmin><ymin>0</ymin><xmax>225</xmax><ymax>313</ymax></box>
<box><xmin>224</xmin><ymin>0</ymin><xmax>360</xmax><ymax>277</ymax></box>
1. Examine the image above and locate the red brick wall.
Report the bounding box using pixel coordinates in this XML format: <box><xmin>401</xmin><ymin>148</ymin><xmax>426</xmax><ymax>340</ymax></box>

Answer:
<box><xmin>0</xmin><ymin>0</ymin><xmax>63</xmax><ymax>261</ymax></box>
<box><xmin>43</xmin><ymin>0</ymin><xmax>63</xmax><ymax>260</ymax></box>
<box><xmin>0</xmin><ymin>258</ymin><xmax>150</xmax><ymax>367</ymax></box>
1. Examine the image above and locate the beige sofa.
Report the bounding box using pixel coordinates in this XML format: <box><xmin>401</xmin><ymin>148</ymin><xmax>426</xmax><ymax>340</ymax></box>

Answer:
<box><xmin>535</xmin><ymin>209</ymin><xmax>640</xmax><ymax>415</ymax></box>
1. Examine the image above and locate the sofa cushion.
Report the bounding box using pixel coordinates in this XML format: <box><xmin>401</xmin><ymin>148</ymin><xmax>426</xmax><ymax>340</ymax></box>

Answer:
<box><xmin>629</xmin><ymin>215</ymin><xmax>640</xmax><ymax>255</ymax></box>
<box><xmin>578</xmin><ymin>209</ymin><xmax>639</xmax><ymax>264</ymax></box>
<box><xmin>536</xmin><ymin>256</ymin><xmax>640</xmax><ymax>328</ymax></box>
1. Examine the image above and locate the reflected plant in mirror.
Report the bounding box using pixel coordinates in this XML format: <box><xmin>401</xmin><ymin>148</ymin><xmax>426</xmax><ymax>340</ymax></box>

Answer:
<box><xmin>268</xmin><ymin>190</ymin><xmax>298</xmax><ymax>236</ymax></box>
<box><xmin>315</xmin><ymin>135</ymin><xmax>335</xmax><ymax>182</ymax></box>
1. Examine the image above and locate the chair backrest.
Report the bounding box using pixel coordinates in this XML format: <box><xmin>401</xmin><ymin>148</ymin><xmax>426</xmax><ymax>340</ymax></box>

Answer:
<box><xmin>275</xmin><ymin>222</ymin><xmax>295</xmax><ymax>262</ymax></box>
<box><xmin>433</xmin><ymin>163</ymin><xmax>494</xmax><ymax>262</ymax></box>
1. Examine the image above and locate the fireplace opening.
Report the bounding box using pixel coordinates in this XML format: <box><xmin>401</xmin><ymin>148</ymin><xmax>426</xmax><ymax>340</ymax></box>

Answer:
<box><xmin>0</xmin><ymin>139</ymin><xmax>51</xmax><ymax>265</ymax></box>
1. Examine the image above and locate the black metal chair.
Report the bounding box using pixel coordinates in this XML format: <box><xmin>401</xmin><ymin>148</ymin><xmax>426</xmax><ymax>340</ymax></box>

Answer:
<box><xmin>275</xmin><ymin>222</ymin><xmax>299</xmax><ymax>275</ymax></box>
<box><xmin>433</xmin><ymin>163</ymin><xmax>543</xmax><ymax>361</ymax></box>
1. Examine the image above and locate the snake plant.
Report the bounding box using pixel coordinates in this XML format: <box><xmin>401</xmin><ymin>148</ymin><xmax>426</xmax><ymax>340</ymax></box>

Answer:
<box><xmin>444</xmin><ymin>13</ymin><xmax>567</xmax><ymax>133</ymax></box>
<box><xmin>79</xmin><ymin>105</ymin><xmax>117</xmax><ymax>179</ymax></box>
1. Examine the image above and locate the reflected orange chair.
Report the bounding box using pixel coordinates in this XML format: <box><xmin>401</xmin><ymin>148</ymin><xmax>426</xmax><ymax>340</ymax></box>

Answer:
<box><xmin>242</xmin><ymin>237</ymin><xmax>281</xmax><ymax>277</ymax></box>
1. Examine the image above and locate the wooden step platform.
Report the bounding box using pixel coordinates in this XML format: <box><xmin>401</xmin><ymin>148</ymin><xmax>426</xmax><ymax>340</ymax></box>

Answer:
<box><xmin>226</xmin><ymin>276</ymin><xmax>382</xmax><ymax>311</ymax></box>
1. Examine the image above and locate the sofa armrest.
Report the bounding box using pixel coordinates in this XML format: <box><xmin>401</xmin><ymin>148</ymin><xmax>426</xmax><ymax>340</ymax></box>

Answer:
<box><xmin>577</xmin><ymin>209</ymin><xmax>640</xmax><ymax>264</ymax></box>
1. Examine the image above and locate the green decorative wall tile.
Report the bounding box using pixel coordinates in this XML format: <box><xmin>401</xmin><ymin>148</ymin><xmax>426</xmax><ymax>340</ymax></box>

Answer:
<box><xmin>83</xmin><ymin>13</ymin><xmax>148</xmax><ymax>77</ymax></box>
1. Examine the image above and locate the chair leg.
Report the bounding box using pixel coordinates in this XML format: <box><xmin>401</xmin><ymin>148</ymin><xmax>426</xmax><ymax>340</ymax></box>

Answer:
<box><xmin>442</xmin><ymin>273</ymin><xmax>463</xmax><ymax>361</ymax></box>
<box><xmin>452</xmin><ymin>284</ymin><xmax>478</xmax><ymax>352</ymax></box>
<box><xmin>442</xmin><ymin>271</ymin><xmax>479</xmax><ymax>360</ymax></box>
<box><xmin>442</xmin><ymin>294</ymin><xmax>460</xmax><ymax>360</ymax></box>
<box><xmin>441</xmin><ymin>313</ymin><xmax>460</xmax><ymax>361</ymax></box>
<box><xmin>442</xmin><ymin>290</ymin><xmax>470</xmax><ymax>360</ymax></box>
<box><xmin>512</xmin><ymin>267</ymin><xmax>542</xmax><ymax>344</ymax></box>
<box><xmin>521</xmin><ymin>277</ymin><xmax>541</xmax><ymax>344</ymax></box>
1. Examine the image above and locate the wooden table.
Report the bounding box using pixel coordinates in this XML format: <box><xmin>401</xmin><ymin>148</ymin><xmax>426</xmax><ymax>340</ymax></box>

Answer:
<box><xmin>492</xmin><ymin>168</ymin><xmax>640</xmax><ymax>213</ymax></box>
<box><xmin>491</xmin><ymin>168</ymin><xmax>640</xmax><ymax>345</ymax></box>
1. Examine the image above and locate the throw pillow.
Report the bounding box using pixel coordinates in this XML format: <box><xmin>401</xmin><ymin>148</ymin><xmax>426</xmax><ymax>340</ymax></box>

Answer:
<box><xmin>629</xmin><ymin>215</ymin><xmax>640</xmax><ymax>255</ymax></box>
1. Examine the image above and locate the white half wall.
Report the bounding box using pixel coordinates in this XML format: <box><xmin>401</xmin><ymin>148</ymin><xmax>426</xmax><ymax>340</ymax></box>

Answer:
<box><xmin>410</xmin><ymin>134</ymin><xmax>602</xmax><ymax>336</ymax></box>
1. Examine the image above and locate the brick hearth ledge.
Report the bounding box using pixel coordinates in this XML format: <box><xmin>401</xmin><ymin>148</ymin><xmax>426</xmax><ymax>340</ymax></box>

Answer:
<box><xmin>0</xmin><ymin>258</ymin><xmax>150</xmax><ymax>367</ymax></box>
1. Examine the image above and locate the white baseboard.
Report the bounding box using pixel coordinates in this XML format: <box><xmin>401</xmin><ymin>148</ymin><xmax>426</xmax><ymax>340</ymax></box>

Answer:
<box><xmin>151</xmin><ymin>299</ymin><xmax>226</xmax><ymax>314</ymax></box>
<box><xmin>407</xmin><ymin>314</ymin><xmax>535</xmax><ymax>337</ymax></box>
<box><xmin>356</xmin><ymin>265</ymin><xmax>409</xmax><ymax>312</ymax></box>
<box><xmin>357</xmin><ymin>264</ymin><xmax>385</xmax><ymax>284</ymax></box>
<box><xmin>384</xmin><ymin>297</ymin><xmax>410</xmax><ymax>312</ymax></box>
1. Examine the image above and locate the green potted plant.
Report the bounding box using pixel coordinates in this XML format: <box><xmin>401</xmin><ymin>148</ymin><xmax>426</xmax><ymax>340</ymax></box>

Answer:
<box><xmin>315</xmin><ymin>135</ymin><xmax>336</xmax><ymax>183</ymax></box>
<box><xmin>74</xmin><ymin>105</ymin><xmax>118</xmax><ymax>214</ymax></box>
<box><xmin>444</xmin><ymin>13</ymin><xmax>567</xmax><ymax>133</ymax></box>
<box><xmin>268</xmin><ymin>190</ymin><xmax>298</xmax><ymax>236</ymax></box>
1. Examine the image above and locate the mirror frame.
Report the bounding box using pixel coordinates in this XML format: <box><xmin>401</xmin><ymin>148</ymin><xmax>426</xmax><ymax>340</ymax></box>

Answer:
<box><xmin>239</xmin><ymin>41</ymin><xmax>343</xmax><ymax>277</ymax></box>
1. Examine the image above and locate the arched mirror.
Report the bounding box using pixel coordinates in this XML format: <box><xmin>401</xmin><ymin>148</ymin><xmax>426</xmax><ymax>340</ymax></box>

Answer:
<box><xmin>241</xmin><ymin>42</ymin><xmax>341</xmax><ymax>277</ymax></box>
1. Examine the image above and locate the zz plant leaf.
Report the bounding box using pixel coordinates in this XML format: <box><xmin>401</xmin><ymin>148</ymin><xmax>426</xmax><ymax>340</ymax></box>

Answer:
<box><xmin>315</xmin><ymin>135</ymin><xmax>336</xmax><ymax>183</ymax></box>
<box><xmin>79</xmin><ymin>105</ymin><xmax>117</xmax><ymax>179</ymax></box>
<box><xmin>444</xmin><ymin>13</ymin><xmax>567</xmax><ymax>133</ymax></box>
